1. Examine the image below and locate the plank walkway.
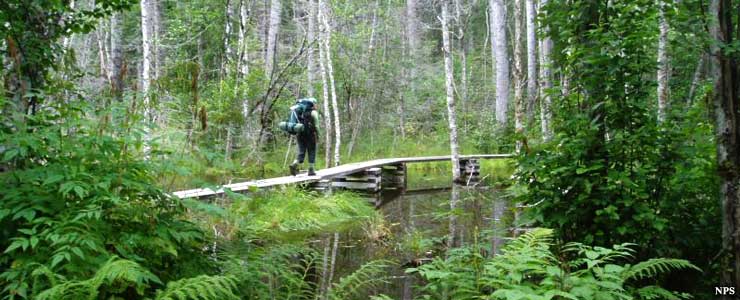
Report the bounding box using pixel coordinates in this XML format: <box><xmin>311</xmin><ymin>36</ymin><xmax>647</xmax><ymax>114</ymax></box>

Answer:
<box><xmin>172</xmin><ymin>154</ymin><xmax>512</xmax><ymax>199</ymax></box>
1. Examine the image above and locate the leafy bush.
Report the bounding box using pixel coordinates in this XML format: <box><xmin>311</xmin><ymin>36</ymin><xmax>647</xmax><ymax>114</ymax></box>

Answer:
<box><xmin>411</xmin><ymin>228</ymin><xmax>699</xmax><ymax>300</ymax></box>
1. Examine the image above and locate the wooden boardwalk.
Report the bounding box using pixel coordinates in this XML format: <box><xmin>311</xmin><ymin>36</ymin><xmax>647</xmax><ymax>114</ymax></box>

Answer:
<box><xmin>172</xmin><ymin>154</ymin><xmax>512</xmax><ymax>199</ymax></box>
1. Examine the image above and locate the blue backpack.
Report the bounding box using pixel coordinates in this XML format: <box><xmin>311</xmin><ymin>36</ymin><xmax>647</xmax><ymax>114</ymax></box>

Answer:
<box><xmin>279</xmin><ymin>98</ymin><xmax>316</xmax><ymax>135</ymax></box>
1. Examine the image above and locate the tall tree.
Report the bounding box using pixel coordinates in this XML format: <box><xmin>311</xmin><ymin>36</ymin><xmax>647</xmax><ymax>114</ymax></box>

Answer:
<box><xmin>306</xmin><ymin>0</ymin><xmax>317</xmax><ymax>98</ymax></box>
<box><xmin>238</xmin><ymin>0</ymin><xmax>250</xmax><ymax>78</ymax></box>
<box><xmin>656</xmin><ymin>0</ymin><xmax>670</xmax><ymax>122</ymax></box>
<box><xmin>265</xmin><ymin>0</ymin><xmax>281</xmax><ymax>78</ymax></box>
<box><xmin>525</xmin><ymin>0</ymin><xmax>537</xmax><ymax>125</ymax></box>
<box><xmin>709</xmin><ymin>0</ymin><xmax>740</xmax><ymax>291</ymax></box>
<box><xmin>140</xmin><ymin>0</ymin><xmax>155</xmax><ymax>156</ymax></box>
<box><xmin>513</xmin><ymin>0</ymin><xmax>525</xmax><ymax>150</ymax></box>
<box><xmin>440</xmin><ymin>0</ymin><xmax>461</xmax><ymax>184</ymax></box>
<box><xmin>319</xmin><ymin>0</ymin><xmax>341</xmax><ymax>166</ymax></box>
<box><xmin>317</xmin><ymin>0</ymin><xmax>332</xmax><ymax>168</ymax></box>
<box><xmin>152</xmin><ymin>0</ymin><xmax>164</xmax><ymax>79</ymax></box>
<box><xmin>109</xmin><ymin>12</ymin><xmax>124</xmax><ymax>98</ymax></box>
<box><xmin>538</xmin><ymin>0</ymin><xmax>553</xmax><ymax>140</ymax></box>
<box><xmin>224</xmin><ymin>0</ymin><xmax>236</xmax><ymax>74</ymax></box>
<box><xmin>489</xmin><ymin>0</ymin><xmax>509</xmax><ymax>127</ymax></box>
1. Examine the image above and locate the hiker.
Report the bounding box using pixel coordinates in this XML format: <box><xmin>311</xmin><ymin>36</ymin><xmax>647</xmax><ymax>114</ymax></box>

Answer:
<box><xmin>279</xmin><ymin>98</ymin><xmax>320</xmax><ymax>176</ymax></box>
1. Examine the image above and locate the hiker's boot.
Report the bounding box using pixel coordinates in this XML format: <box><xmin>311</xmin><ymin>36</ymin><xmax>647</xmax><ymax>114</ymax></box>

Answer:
<box><xmin>307</xmin><ymin>167</ymin><xmax>316</xmax><ymax>176</ymax></box>
<box><xmin>289</xmin><ymin>163</ymin><xmax>299</xmax><ymax>176</ymax></box>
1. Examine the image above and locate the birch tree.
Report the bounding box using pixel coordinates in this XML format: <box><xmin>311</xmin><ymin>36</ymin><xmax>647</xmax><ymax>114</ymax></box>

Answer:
<box><xmin>265</xmin><ymin>0</ymin><xmax>281</xmax><ymax>78</ymax></box>
<box><xmin>306</xmin><ymin>0</ymin><xmax>317</xmax><ymax>98</ymax></box>
<box><xmin>319</xmin><ymin>0</ymin><xmax>341</xmax><ymax>166</ymax></box>
<box><xmin>440</xmin><ymin>1</ymin><xmax>461</xmax><ymax>183</ymax></box>
<box><xmin>237</xmin><ymin>0</ymin><xmax>250</xmax><ymax>78</ymax></box>
<box><xmin>317</xmin><ymin>0</ymin><xmax>332</xmax><ymax>168</ymax></box>
<box><xmin>109</xmin><ymin>12</ymin><xmax>124</xmax><ymax>98</ymax></box>
<box><xmin>656</xmin><ymin>1</ymin><xmax>669</xmax><ymax>122</ymax></box>
<box><xmin>140</xmin><ymin>0</ymin><xmax>155</xmax><ymax>156</ymax></box>
<box><xmin>539</xmin><ymin>0</ymin><xmax>553</xmax><ymax>140</ymax></box>
<box><xmin>489</xmin><ymin>0</ymin><xmax>509</xmax><ymax>126</ymax></box>
<box><xmin>525</xmin><ymin>0</ymin><xmax>537</xmax><ymax>125</ymax></box>
<box><xmin>513</xmin><ymin>0</ymin><xmax>525</xmax><ymax>151</ymax></box>
<box><xmin>223</xmin><ymin>0</ymin><xmax>236</xmax><ymax>74</ymax></box>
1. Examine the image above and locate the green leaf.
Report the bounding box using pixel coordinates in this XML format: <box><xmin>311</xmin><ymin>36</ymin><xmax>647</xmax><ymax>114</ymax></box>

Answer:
<box><xmin>43</xmin><ymin>174</ymin><xmax>65</xmax><ymax>185</ymax></box>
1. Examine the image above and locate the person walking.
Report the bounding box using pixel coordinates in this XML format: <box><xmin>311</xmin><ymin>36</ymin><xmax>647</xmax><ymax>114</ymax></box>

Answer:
<box><xmin>287</xmin><ymin>98</ymin><xmax>320</xmax><ymax>176</ymax></box>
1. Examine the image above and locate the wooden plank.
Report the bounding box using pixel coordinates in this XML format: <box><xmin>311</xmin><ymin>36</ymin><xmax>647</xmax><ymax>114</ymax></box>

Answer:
<box><xmin>172</xmin><ymin>154</ymin><xmax>512</xmax><ymax>199</ymax></box>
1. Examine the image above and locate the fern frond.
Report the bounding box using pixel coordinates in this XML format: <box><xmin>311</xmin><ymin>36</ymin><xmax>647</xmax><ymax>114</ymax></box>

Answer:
<box><xmin>36</xmin><ymin>256</ymin><xmax>160</xmax><ymax>300</ymax></box>
<box><xmin>622</xmin><ymin>258</ymin><xmax>701</xmax><ymax>281</ymax></box>
<box><xmin>329</xmin><ymin>260</ymin><xmax>392</xmax><ymax>300</ymax></box>
<box><xmin>635</xmin><ymin>285</ymin><xmax>693</xmax><ymax>300</ymax></box>
<box><xmin>155</xmin><ymin>275</ymin><xmax>239</xmax><ymax>300</ymax></box>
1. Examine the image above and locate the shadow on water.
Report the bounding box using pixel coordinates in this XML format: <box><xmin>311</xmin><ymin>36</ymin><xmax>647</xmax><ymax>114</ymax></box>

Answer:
<box><xmin>330</xmin><ymin>166</ymin><xmax>516</xmax><ymax>299</ymax></box>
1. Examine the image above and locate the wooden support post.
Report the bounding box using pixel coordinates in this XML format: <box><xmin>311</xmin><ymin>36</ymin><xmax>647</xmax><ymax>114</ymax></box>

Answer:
<box><xmin>381</xmin><ymin>163</ymin><xmax>407</xmax><ymax>189</ymax></box>
<box><xmin>459</xmin><ymin>159</ymin><xmax>480</xmax><ymax>185</ymax></box>
<box><xmin>331</xmin><ymin>167</ymin><xmax>382</xmax><ymax>193</ymax></box>
<box><xmin>309</xmin><ymin>179</ymin><xmax>333</xmax><ymax>194</ymax></box>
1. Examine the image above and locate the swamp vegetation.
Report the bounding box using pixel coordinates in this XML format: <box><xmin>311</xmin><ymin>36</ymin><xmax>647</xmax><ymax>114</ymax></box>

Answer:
<box><xmin>2</xmin><ymin>0</ymin><xmax>739</xmax><ymax>299</ymax></box>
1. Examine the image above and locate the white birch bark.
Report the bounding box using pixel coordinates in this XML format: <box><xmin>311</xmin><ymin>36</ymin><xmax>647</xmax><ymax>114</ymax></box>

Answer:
<box><xmin>306</xmin><ymin>0</ymin><xmax>317</xmax><ymax>97</ymax></box>
<box><xmin>265</xmin><ymin>0</ymin><xmax>281</xmax><ymax>78</ymax></box>
<box><xmin>224</xmin><ymin>0</ymin><xmax>236</xmax><ymax>74</ymax></box>
<box><xmin>525</xmin><ymin>0</ymin><xmax>537</xmax><ymax>125</ymax></box>
<box><xmin>96</xmin><ymin>24</ymin><xmax>110</xmax><ymax>83</ymax></box>
<box><xmin>539</xmin><ymin>0</ymin><xmax>553</xmax><ymax>141</ymax></box>
<box><xmin>238</xmin><ymin>0</ymin><xmax>250</xmax><ymax>78</ymax></box>
<box><xmin>325</xmin><ymin>232</ymin><xmax>340</xmax><ymax>300</ymax></box>
<box><xmin>319</xmin><ymin>0</ymin><xmax>341</xmax><ymax>166</ymax></box>
<box><xmin>153</xmin><ymin>0</ymin><xmax>164</xmax><ymax>79</ymax></box>
<box><xmin>109</xmin><ymin>12</ymin><xmax>124</xmax><ymax>97</ymax></box>
<box><xmin>489</xmin><ymin>0</ymin><xmax>509</xmax><ymax>126</ymax></box>
<box><xmin>513</xmin><ymin>0</ymin><xmax>525</xmax><ymax>151</ymax></box>
<box><xmin>656</xmin><ymin>2</ymin><xmax>670</xmax><ymax>122</ymax></box>
<box><xmin>317</xmin><ymin>1</ymin><xmax>332</xmax><ymax>168</ymax></box>
<box><xmin>441</xmin><ymin>2</ymin><xmax>461</xmax><ymax>183</ymax></box>
<box><xmin>141</xmin><ymin>0</ymin><xmax>155</xmax><ymax>156</ymax></box>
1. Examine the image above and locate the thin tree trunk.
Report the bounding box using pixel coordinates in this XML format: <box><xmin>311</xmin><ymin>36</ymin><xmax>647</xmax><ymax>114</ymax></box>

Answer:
<box><xmin>141</xmin><ymin>0</ymin><xmax>155</xmax><ymax>156</ymax></box>
<box><xmin>319</xmin><ymin>0</ymin><xmax>341</xmax><ymax>166</ymax></box>
<box><xmin>513</xmin><ymin>0</ymin><xmax>525</xmax><ymax>151</ymax></box>
<box><xmin>265</xmin><ymin>0</ymin><xmax>281</xmax><ymax>79</ymax></box>
<box><xmin>306</xmin><ymin>0</ymin><xmax>317</xmax><ymax>97</ymax></box>
<box><xmin>525</xmin><ymin>0</ymin><xmax>537</xmax><ymax>126</ymax></box>
<box><xmin>441</xmin><ymin>2</ymin><xmax>461</xmax><ymax>183</ymax></box>
<box><xmin>317</xmin><ymin>236</ymin><xmax>331</xmax><ymax>300</ymax></box>
<box><xmin>109</xmin><ymin>12</ymin><xmax>124</xmax><ymax>98</ymax></box>
<box><xmin>238</xmin><ymin>0</ymin><xmax>251</xmax><ymax>79</ymax></box>
<box><xmin>153</xmin><ymin>0</ymin><xmax>164</xmax><ymax>79</ymax></box>
<box><xmin>96</xmin><ymin>24</ymin><xmax>110</xmax><ymax>83</ymax></box>
<box><xmin>224</xmin><ymin>0</ymin><xmax>236</xmax><ymax>75</ymax></box>
<box><xmin>687</xmin><ymin>53</ymin><xmax>705</xmax><ymax>105</ymax></box>
<box><xmin>489</xmin><ymin>0</ymin><xmax>509</xmax><ymax>127</ymax></box>
<box><xmin>657</xmin><ymin>1</ymin><xmax>670</xmax><ymax>122</ymax></box>
<box><xmin>406</xmin><ymin>0</ymin><xmax>422</xmax><ymax>111</ymax></box>
<box><xmin>317</xmin><ymin>1</ymin><xmax>332</xmax><ymax>168</ymax></box>
<box><xmin>539</xmin><ymin>0</ymin><xmax>553</xmax><ymax>141</ymax></box>
<box><xmin>448</xmin><ymin>184</ymin><xmax>461</xmax><ymax>249</ymax></box>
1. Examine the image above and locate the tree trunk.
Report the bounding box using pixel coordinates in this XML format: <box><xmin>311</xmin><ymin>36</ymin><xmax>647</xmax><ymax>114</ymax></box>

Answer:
<box><xmin>441</xmin><ymin>2</ymin><xmax>461</xmax><ymax>183</ymax></box>
<box><xmin>238</xmin><ymin>0</ymin><xmax>251</xmax><ymax>79</ymax></box>
<box><xmin>656</xmin><ymin>1</ymin><xmax>670</xmax><ymax>122</ymax></box>
<box><xmin>325</xmin><ymin>232</ymin><xmax>340</xmax><ymax>300</ymax></box>
<box><xmin>306</xmin><ymin>0</ymin><xmax>317</xmax><ymax>97</ymax></box>
<box><xmin>525</xmin><ymin>0</ymin><xmax>537</xmax><ymax>126</ymax></box>
<box><xmin>109</xmin><ymin>12</ymin><xmax>124</xmax><ymax>98</ymax></box>
<box><xmin>141</xmin><ymin>0</ymin><xmax>155</xmax><ymax>156</ymax></box>
<box><xmin>265</xmin><ymin>0</ymin><xmax>281</xmax><ymax>79</ymax></box>
<box><xmin>687</xmin><ymin>53</ymin><xmax>705</xmax><ymax>105</ymax></box>
<box><xmin>317</xmin><ymin>1</ymin><xmax>332</xmax><ymax>168</ymax></box>
<box><xmin>513</xmin><ymin>0</ymin><xmax>525</xmax><ymax>151</ymax></box>
<box><xmin>224</xmin><ymin>0</ymin><xmax>236</xmax><ymax>75</ymax></box>
<box><xmin>319</xmin><ymin>0</ymin><xmax>341</xmax><ymax>166</ymax></box>
<box><xmin>96</xmin><ymin>23</ymin><xmax>110</xmax><ymax>83</ymax></box>
<box><xmin>539</xmin><ymin>0</ymin><xmax>553</xmax><ymax>141</ymax></box>
<box><xmin>489</xmin><ymin>0</ymin><xmax>509</xmax><ymax>127</ymax></box>
<box><xmin>406</xmin><ymin>0</ymin><xmax>421</xmax><ymax>112</ymax></box>
<box><xmin>710</xmin><ymin>0</ymin><xmax>740</xmax><ymax>291</ymax></box>
<box><xmin>153</xmin><ymin>0</ymin><xmax>165</xmax><ymax>79</ymax></box>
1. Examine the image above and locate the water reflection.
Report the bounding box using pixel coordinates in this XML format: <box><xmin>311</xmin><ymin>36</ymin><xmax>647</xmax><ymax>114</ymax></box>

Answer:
<box><xmin>333</xmin><ymin>185</ymin><xmax>513</xmax><ymax>299</ymax></box>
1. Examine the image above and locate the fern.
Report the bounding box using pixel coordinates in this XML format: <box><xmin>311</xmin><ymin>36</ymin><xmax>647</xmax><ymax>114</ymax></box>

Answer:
<box><xmin>635</xmin><ymin>285</ymin><xmax>693</xmax><ymax>300</ymax></box>
<box><xmin>154</xmin><ymin>275</ymin><xmax>239</xmax><ymax>300</ymax></box>
<box><xmin>623</xmin><ymin>258</ymin><xmax>701</xmax><ymax>281</ymax></box>
<box><xmin>36</xmin><ymin>256</ymin><xmax>160</xmax><ymax>300</ymax></box>
<box><xmin>328</xmin><ymin>260</ymin><xmax>392</xmax><ymax>300</ymax></box>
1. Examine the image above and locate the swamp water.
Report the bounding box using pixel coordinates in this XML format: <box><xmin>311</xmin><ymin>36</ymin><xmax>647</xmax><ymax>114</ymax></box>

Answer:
<box><xmin>328</xmin><ymin>165</ymin><xmax>516</xmax><ymax>299</ymax></box>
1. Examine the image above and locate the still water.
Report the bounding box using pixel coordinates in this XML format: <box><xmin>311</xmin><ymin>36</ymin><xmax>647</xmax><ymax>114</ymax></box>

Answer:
<box><xmin>330</xmin><ymin>167</ymin><xmax>514</xmax><ymax>299</ymax></box>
